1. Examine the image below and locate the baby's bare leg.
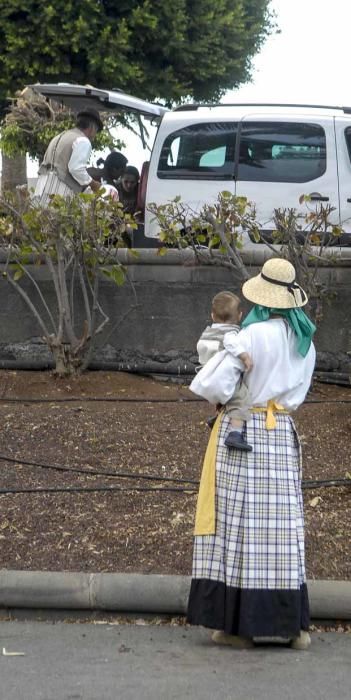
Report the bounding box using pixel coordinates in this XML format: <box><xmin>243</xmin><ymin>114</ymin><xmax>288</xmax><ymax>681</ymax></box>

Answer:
<box><xmin>225</xmin><ymin>407</ymin><xmax>252</xmax><ymax>452</ymax></box>
<box><xmin>230</xmin><ymin>418</ymin><xmax>244</xmax><ymax>431</ymax></box>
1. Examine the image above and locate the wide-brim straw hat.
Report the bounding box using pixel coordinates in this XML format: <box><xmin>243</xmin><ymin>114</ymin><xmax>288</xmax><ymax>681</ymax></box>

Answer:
<box><xmin>242</xmin><ymin>258</ymin><xmax>308</xmax><ymax>308</ymax></box>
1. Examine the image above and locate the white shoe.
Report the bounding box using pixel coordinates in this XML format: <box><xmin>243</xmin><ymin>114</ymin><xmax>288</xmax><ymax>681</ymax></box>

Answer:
<box><xmin>212</xmin><ymin>630</ymin><xmax>254</xmax><ymax>649</ymax></box>
<box><xmin>290</xmin><ymin>631</ymin><xmax>311</xmax><ymax>650</ymax></box>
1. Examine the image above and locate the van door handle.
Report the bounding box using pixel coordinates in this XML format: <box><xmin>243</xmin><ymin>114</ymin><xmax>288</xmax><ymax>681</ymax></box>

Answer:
<box><xmin>309</xmin><ymin>193</ymin><xmax>329</xmax><ymax>202</ymax></box>
<box><xmin>347</xmin><ymin>198</ymin><xmax>351</xmax><ymax>203</ymax></box>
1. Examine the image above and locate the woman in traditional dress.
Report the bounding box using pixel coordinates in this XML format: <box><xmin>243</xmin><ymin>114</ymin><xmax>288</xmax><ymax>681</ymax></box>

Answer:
<box><xmin>187</xmin><ymin>258</ymin><xmax>316</xmax><ymax>650</ymax></box>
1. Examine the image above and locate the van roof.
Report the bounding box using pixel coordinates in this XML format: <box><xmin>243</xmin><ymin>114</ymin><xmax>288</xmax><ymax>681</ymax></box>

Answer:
<box><xmin>28</xmin><ymin>84</ymin><xmax>351</xmax><ymax>121</ymax></box>
<box><xmin>170</xmin><ymin>103</ymin><xmax>351</xmax><ymax>118</ymax></box>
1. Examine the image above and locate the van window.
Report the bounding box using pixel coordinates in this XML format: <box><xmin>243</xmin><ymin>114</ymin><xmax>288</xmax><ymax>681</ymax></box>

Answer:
<box><xmin>344</xmin><ymin>127</ymin><xmax>351</xmax><ymax>163</ymax></box>
<box><xmin>158</xmin><ymin>122</ymin><xmax>237</xmax><ymax>179</ymax></box>
<box><xmin>237</xmin><ymin>122</ymin><xmax>326</xmax><ymax>183</ymax></box>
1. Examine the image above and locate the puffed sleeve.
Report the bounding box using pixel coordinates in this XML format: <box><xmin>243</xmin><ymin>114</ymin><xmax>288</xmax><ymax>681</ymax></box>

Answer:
<box><xmin>67</xmin><ymin>136</ymin><xmax>93</xmax><ymax>186</ymax></box>
<box><xmin>190</xmin><ymin>349</ymin><xmax>242</xmax><ymax>405</ymax></box>
<box><xmin>223</xmin><ymin>327</ymin><xmax>253</xmax><ymax>357</ymax></box>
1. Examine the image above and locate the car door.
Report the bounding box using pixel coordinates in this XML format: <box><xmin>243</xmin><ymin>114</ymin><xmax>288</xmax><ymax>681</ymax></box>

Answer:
<box><xmin>234</xmin><ymin>114</ymin><xmax>340</xmax><ymax>236</ymax></box>
<box><xmin>334</xmin><ymin>116</ymin><xmax>351</xmax><ymax>237</ymax></box>
<box><xmin>144</xmin><ymin>118</ymin><xmax>238</xmax><ymax>238</ymax></box>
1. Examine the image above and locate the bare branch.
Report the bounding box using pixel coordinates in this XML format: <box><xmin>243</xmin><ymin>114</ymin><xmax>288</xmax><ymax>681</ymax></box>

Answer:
<box><xmin>77</xmin><ymin>264</ymin><xmax>92</xmax><ymax>334</ymax></box>
<box><xmin>5</xmin><ymin>274</ymin><xmax>52</xmax><ymax>340</ymax></box>
<box><xmin>56</xmin><ymin>238</ymin><xmax>77</xmax><ymax>345</ymax></box>
<box><xmin>101</xmin><ymin>303</ymin><xmax>140</xmax><ymax>346</ymax></box>
<box><xmin>9</xmin><ymin>260</ymin><xmax>57</xmax><ymax>334</ymax></box>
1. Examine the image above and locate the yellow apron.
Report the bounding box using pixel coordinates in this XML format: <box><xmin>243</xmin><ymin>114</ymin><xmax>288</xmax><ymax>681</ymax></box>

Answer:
<box><xmin>194</xmin><ymin>400</ymin><xmax>289</xmax><ymax>536</ymax></box>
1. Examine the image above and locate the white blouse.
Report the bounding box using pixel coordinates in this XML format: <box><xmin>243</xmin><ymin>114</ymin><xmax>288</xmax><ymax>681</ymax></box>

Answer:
<box><xmin>190</xmin><ymin>319</ymin><xmax>316</xmax><ymax>410</ymax></box>
<box><xmin>67</xmin><ymin>136</ymin><xmax>92</xmax><ymax>186</ymax></box>
<box><xmin>34</xmin><ymin>136</ymin><xmax>92</xmax><ymax>205</ymax></box>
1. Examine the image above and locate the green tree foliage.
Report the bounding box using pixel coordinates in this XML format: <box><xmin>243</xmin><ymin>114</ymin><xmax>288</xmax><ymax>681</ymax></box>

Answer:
<box><xmin>0</xmin><ymin>0</ymin><xmax>274</xmax><ymax>112</ymax></box>
<box><xmin>0</xmin><ymin>89</ymin><xmax>124</xmax><ymax>160</ymax></box>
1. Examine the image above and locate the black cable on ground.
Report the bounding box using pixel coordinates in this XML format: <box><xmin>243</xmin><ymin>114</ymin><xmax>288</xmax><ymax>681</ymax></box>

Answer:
<box><xmin>0</xmin><ymin>480</ymin><xmax>350</xmax><ymax>496</ymax></box>
<box><xmin>0</xmin><ymin>454</ymin><xmax>198</xmax><ymax>485</ymax></box>
<box><xmin>0</xmin><ymin>485</ymin><xmax>197</xmax><ymax>495</ymax></box>
<box><xmin>0</xmin><ymin>396</ymin><xmax>350</xmax><ymax>404</ymax></box>
<box><xmin>0</xmin><ymin>453</ymin><xmax>349</xmax><ymax>492</ymax></box>
<box><xmin>302</xmin><ymin>479</ymin><xmax>351</xmax><ymax>489</ymax></box>
<box><xmin>305</xmin><ymin>399</ymin><xmax>351</xmax><ymax>404</ymax></box>
<box><xmin>0</xmin><ymin>396</ymin><xmax>201</xmax><ymax>403</ymax></box>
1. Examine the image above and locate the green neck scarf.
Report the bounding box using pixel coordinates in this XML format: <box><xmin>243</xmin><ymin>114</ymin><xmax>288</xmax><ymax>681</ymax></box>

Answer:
<box><xmin>241</xmin><ymin>305</ymin><xmax>316</xmax><ymax>357</ymax></box>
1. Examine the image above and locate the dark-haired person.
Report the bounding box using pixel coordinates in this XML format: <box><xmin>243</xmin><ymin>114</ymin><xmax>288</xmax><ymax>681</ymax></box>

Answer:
<box><xmin>34</xmin><ymin>108</ymin><xmax>103</xmax><ymax>205</ymax></box>
<box><xmin>117</xmin><ymin>165</ymin><xmax>140</xmax><ymax>215</ymax></box>
<box><xmin>88</xmin><ymin>151</ymin><xmax>128</xmax><ymax>188</ymax></box>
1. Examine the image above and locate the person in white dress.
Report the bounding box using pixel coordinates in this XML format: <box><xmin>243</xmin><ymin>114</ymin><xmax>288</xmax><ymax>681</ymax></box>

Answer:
<box><xmin>187</xmin><ymin>258</ymin><xmax>316</xmax><ymax>650</ymax></box>
<box><xmin>34</xmin><ymin>108</ymin><xmax>103</xmax><ymax>206</ymax></box>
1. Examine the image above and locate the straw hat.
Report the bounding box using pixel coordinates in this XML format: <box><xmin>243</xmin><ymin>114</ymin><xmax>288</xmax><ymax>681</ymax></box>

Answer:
<box><xmin>242</xmin><ymin>258</ymin><xmax>308</xmax><ymax>308</ymax></box>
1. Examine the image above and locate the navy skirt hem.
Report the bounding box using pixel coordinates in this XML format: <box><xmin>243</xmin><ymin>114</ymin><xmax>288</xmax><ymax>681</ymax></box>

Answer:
<box><xmin>187</xmin><ymin>579</ymin><xmax>310</xmax><ymax>637</ymax></box>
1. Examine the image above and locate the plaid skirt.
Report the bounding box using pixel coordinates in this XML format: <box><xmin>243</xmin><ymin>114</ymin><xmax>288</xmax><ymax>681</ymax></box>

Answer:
<box><xmin>187</xmin><ymin>412</ymin><xmax>309</xmax><ymax>637</ymax></box>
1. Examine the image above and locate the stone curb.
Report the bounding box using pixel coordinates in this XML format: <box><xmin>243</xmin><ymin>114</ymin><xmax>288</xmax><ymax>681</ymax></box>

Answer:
<box><xmin>0</xmin><ymin>572</ymin><xmax>350</xmax><ymax>619</ymax></box>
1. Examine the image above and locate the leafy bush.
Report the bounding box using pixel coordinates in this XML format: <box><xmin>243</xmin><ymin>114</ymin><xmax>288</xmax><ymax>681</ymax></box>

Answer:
<box><xmin>0</xmin><ymin>189</ymin><xmax>138</xmax><ymax>375</ymax></box>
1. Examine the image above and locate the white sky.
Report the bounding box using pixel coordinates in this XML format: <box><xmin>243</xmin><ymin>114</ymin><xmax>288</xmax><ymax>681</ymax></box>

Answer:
<box><xmin>226</xmin><ymin>0</ymin><xmax>350</xmax><ymax>105</ymax></box>
<box><xmin>1</xmin><ymin>0</ymin><xmax>350</xmax><ymax>177</ymax></box>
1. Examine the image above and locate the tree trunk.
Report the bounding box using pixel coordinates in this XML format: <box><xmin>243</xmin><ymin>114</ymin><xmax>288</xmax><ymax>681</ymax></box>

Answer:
<box><xmin>1</xmin><ymin>152</ymin><xmax>27</xmax><ymax>193</ymax></box>
<box><xmin>50</xmin><ymin>342</ymin><xmax>86</xmax><ymax>377</ymax></box>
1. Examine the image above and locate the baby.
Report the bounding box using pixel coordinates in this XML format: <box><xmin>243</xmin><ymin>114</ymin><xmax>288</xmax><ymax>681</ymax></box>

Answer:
<box><xmin>197</xmin><ymin>291</ymin><xmax>252</xmax><ymax>451</ymax></box>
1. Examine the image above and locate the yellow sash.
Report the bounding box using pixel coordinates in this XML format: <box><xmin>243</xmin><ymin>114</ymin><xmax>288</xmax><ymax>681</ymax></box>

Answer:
<box><xmin>251</xmin><ymin>399</ymin><xmax>289</xmax><ymax>429</ymax></box>
<box><xmin>194</xmin><ymin>401</ymin><xmax>289</xmax><ymax>536</ymax></box>
<box><xmin>194</xmin><ymin>413</ymin><xmax>222</xmax><ymax>536</ymax></box>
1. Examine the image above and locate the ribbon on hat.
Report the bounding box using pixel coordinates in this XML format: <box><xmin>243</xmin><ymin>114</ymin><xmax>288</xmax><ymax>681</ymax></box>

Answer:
<box><xmin>260</xmin><ymin>271</ymin><xmax>308</xmax><ymax>305</ymax></box>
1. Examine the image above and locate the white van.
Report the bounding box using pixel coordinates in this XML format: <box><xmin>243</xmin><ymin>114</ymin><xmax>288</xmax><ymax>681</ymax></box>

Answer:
<box><xmin>31</xmin><ymin>85</ymin><xmax>351</xmax><ymax>243</ymax></box>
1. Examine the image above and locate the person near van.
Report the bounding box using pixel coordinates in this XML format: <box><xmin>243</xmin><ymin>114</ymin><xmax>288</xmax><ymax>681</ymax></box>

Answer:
<box><xmin>187</xmin><ymin>258</ymin><xmax>316</xmax><ymax>650</ymax></box>
<box><xmin>117</xmin><ymin>165</ymin><xmax>140</xmax><ymax>214</ymax></box>
<box><xmin>87</xmin><ymin>151</ymin><xmax>128</xmax><ymax>188</ymax></box>
<box><xmin>196</xmin><ymin>291</ymin><xmax>252</xmax><ymax>451</ymax></box>
<box><xmin>34</xmin><ymin>108</ymin><xmax>104</xmax><ymax>206</ymax></box>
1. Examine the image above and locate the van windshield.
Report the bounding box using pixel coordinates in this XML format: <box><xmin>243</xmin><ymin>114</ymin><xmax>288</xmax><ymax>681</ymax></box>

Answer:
<box><xmin>157</xmin><ymin>122</ymin><xmax>237</xmax><ymax>179</ymax></box>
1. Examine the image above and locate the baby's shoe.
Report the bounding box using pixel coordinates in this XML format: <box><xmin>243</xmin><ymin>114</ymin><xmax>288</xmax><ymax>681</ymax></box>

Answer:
<box><xmin>224</xmin><ymin>430</ymin><xmax>252</xmax><ymax>451</ymax></box>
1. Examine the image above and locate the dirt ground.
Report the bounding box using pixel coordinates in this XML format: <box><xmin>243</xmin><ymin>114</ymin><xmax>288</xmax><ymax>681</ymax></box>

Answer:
<box><xmin>0</xmin><ymin>370</ymin><xmax>349</xmax><ymax>580</ymax></box>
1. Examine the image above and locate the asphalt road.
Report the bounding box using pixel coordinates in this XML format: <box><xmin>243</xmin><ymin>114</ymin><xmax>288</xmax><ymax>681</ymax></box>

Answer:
<box><xmin>0</xmin><ymin>621</ymin><xmax>350</xmax><ymax>700</ymax></box>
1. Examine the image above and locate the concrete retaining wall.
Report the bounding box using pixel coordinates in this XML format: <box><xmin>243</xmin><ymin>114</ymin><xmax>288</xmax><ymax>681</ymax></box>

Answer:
<box><xmin>0</xmin><ymin>248</ymin><xmax>350</xmax><ymax>373</ymax></box>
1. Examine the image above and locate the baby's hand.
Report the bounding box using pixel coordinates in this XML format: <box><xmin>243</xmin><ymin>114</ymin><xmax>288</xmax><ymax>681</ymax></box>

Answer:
<box><xmin>238</xmin><ymin>351</ymin><xmax>253</xmax><ymax>371</ymax></box>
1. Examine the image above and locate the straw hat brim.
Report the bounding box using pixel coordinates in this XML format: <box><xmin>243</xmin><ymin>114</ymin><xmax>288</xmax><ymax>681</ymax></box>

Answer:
<box><xmin>242</xmin><ymin>273</ymin><xmax>308</xmax><ymax>309</ymax></box>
